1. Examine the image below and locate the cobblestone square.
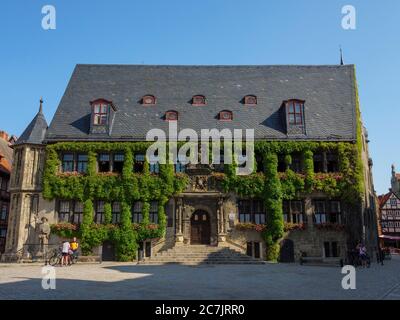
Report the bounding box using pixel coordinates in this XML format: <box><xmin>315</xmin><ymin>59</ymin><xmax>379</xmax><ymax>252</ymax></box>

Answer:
<box><xmin>0</xmin><ymin>256</ymin><xmax>399</xmax><ymax>300</ymax></box>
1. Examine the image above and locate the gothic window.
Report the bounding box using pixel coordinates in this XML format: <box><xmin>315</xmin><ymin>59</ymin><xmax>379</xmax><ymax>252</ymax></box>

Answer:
<box><xmin>244</xmin><ymin>95</ymin><xmax>257</xmax><ymax>105</ymax></box>
<box><xmin>112</xmin><ymin>202</ymin><xmax>121</xmax><ymax>224</ymax></box>
<box><xmin>142</xmin><ymin>95</ymin><xmax>156</xmax><ymax>105</ymax></box>
<box><xmin>313</xmin><ymin>200</ymin><xmax>341</xmax><ymax>224</ymax></box>
<box><xmin>132</xmin><ymin>202</ymin><xmax>143</xmax><ymax>223</ymax></box>
<box><xmin>192</xmin><ymin>95</ymin><xmax>206</xmax><ymax>106</ymax></box>
<box><xmin>149</xmin><ymin>201</ymin><xmax>158</xmax><ymax>224</ymax></box>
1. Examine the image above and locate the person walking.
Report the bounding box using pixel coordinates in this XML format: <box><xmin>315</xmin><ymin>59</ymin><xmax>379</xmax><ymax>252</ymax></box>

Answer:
<box><xmin>358</xmin><ymin>243</ymin><xmax>368</xmax><ymax>268</ymax></box>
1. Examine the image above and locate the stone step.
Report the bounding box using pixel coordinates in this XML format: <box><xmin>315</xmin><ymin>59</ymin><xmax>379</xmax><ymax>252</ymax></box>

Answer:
<box><xmin>141</xmin><ymin>245</ymin><xmax>264</xmax><ymax>265</ymax></box>
<box><xmin>147</xmin><ymin>257</ymin><xmax>256</xmax><ymax>262</ymax></box>
<box><xmin>141</xmin><ymin>260</ymin><xmax>265</xmax><ymax>265</ymax></box>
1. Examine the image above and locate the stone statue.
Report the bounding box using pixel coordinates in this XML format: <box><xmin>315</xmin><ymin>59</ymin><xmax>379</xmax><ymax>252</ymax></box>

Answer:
<box><xmin>37</xmin><ymin>217</ymin><xmax>50</xmax><ymax>256</ymax></box>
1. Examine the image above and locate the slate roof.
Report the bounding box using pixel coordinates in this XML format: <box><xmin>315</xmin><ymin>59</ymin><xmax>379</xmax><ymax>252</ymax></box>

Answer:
<box><xmin>15</xmin><ymin>107</ymin><xmax>48</xmax><ymax>146</ymax></box>
<box><xmin>45</xmin><ymin>64</ymin><xmax>357</xmax><ymax>142</ymax></box>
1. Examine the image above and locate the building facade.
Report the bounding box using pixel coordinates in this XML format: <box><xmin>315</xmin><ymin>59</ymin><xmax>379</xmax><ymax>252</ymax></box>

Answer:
<box><xmin>378</xmin><ymin>167</ymin><xmax>400</xmax><ymax>250</ymax></box>
<box><xmin>2</xmin><ymin>64</ymin><xmax>378</xmax><ymax>262</ymax></box>
<box><xmin>0</xmin><ymin>131</ymin><xmax>15</xmax><ymax>255</ymax></box>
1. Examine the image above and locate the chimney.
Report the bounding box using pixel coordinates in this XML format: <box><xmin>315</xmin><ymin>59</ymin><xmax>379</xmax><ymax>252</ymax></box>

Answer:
<box><xmin>0</xmin><ymin>131</ymin><xmax>9</xmax><ymax>141</ymax></box>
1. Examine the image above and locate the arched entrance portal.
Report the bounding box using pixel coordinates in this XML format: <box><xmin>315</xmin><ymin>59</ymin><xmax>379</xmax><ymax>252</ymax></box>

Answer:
<box><xmin>190</xmin><ymin>210</ymin><xmax>211</xmax><ymax>245</ymax></box>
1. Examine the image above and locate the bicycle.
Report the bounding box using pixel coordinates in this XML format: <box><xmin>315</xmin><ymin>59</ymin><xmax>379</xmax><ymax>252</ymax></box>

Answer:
<box><xmin>48</xmin><ymin>248</ymin><xmax>63</xmax><ymax>266</ymax></box>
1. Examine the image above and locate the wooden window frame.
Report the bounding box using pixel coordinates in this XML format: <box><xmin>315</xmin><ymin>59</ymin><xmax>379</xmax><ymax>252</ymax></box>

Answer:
<box><xmin>286</xmin><ymin>99</ymin><xmax>304</xmax><ymax>125</ymax></box>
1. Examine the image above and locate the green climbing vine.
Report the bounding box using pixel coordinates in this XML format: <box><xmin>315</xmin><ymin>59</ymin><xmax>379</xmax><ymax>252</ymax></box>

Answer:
<box><xmin>44</xmin><ymin>142</ymin><xmax>188</xmax><ymax>261</ymax></box>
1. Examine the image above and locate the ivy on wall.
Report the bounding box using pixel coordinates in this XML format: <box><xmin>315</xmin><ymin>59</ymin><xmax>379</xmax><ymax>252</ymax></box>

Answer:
<box><xmin>45</xmin><ymin>130</ymin><xmax>365</xmax><ymax>262</ymax></box>
<box><xmin>44</xmin><ymin>142</ymin><xmax>188</xmax><ymax>261</ymax></box>
<box><xmin>222</xmin><ymin>140</ymin><xmax>365</xmax><ymax>261</ymax></box>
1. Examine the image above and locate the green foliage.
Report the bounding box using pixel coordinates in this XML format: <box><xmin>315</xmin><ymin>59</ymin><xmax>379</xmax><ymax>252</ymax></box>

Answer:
<box><xmin>222</xmin><ymin>140</ymin><xmax>365</xmax><ymax>262</ymax></box>
<box><xmin>104</xmin><ymin>202</ymin><xmax>112</xmax><ymax>225</ymax></box>
<box><xmin>262</xmin><ymin>153</ymin><xmax>284</xmax><ymax>261</ymax></box>
<box><xmin>44</xmin><ymin>142</ymin><xmax>187</xmax><ymax>261</ymax></box>
<box><xmin>47</xmin><ymin>137</ymin><xmax>365</xmax><ymax>262</ymax></box>
<box><xmin>303</xmin><ymin>150</ymin><xmax>314</xmax><ymax>193</ymax></box>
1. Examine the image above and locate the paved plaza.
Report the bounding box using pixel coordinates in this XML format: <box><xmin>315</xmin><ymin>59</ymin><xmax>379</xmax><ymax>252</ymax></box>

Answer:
<box><xmin>0</xmin><ymin>256</ymin><xmax>399</xmax><ymax>300</ymax></box>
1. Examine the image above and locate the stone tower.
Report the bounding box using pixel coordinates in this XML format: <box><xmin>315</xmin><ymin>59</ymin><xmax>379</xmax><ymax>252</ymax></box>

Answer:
<box><xmin>1</xmin><ymin>99</ymin><xmax>48</xmax><ymax>262</ymax></box>
<box><xmin>391</xmin><ymin>164</ymin><xmax>400</xmax><ymax>196</ymax></box>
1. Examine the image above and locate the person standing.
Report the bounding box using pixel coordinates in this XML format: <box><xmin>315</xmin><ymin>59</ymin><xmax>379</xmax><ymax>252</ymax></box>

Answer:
<box><xmin>61</xmin><ymin>240</ymin><xmax>71</xmax><ymax>266</ymax></box>
<box><xmin>70</xmin><ymin>237</ymin><xmax>79</xmax><ymax>263</ymax></box>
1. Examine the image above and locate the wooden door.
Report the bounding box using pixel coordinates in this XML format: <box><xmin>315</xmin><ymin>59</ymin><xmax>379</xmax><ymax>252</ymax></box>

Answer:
<box><xmin>190</xmin><ymin>211</ymin><xmax>210</xmax><ymax>244</ymax></box>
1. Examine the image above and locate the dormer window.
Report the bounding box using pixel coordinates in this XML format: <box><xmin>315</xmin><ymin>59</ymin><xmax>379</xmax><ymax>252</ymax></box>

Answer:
<box><xmin>285</xmin><ymin>99</ymin><xmax>304</xmax><ymax>125</ymax></box>
<box><xmin>91</xmin><ymin>99</ymin><xmax>114</xmax><ymax>125</ymax></box>
<box><xmin>142</xmin><ymin>95</ymin><xmax>156</xmax><ymax>105</ymax></box>
<box><xmin>244</xmin><ymin>95</ymin><xmax>257</xmax><ymax>105</ymax></box>
<box><xmin>219</xmin><ymin>110</ymin><xmax>233</xmax><ymax>121</ymax></box>
<box><xmin>165</xmin><ymin>110</ymin><xmax>178</xmax><ymax>121</ymax></box>
<box><xmin>192</xmin><ymin>95</ymin><xmax>206</xmax><ymax>106</ymax></box>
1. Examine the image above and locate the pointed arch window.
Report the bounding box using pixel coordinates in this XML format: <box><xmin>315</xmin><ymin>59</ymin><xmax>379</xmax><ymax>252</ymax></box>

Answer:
<box><xmin>192</xmin><ymin>95</ymin><xmax>206</xmax><ymax>106</ymax></box>
<box><xmin>165</xmin><ymin>110</ymin><xmax>178</xmax><ymax>121</ymax></box>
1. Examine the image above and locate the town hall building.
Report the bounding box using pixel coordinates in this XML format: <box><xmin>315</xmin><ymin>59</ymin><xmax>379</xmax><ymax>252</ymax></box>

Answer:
<box><xmin>2</xmin><ymin>64</ymin><xmax>379</xmax><ymax>263</ymax></box>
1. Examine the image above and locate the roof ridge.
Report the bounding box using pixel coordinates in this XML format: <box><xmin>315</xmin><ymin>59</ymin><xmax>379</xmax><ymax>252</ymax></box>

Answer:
<box><xmin>76</xmin><ymin>64</ymin><xmax>354</xmax><ymax>68</ymax></box>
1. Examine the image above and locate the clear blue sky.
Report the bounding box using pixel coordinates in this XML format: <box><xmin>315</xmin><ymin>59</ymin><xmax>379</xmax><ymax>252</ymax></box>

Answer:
<box><xmin>0</xmin><ymin>0</ymin><xmax>398</xmax><ymax>195</ymax></box>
